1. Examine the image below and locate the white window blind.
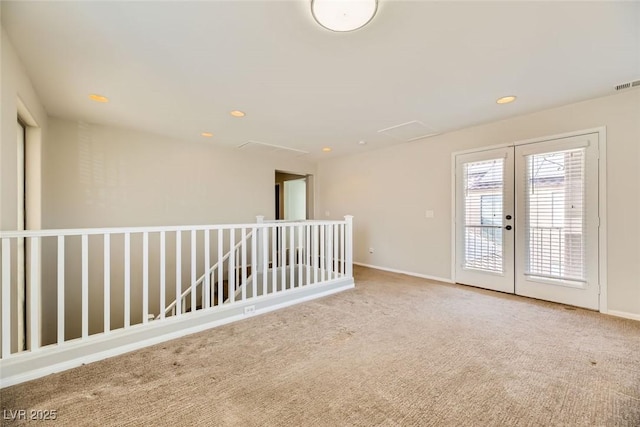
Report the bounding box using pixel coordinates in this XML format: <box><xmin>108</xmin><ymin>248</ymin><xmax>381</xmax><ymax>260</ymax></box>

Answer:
<box><xmin>525</xmin><ymin>148</ymin><xmax>586</xmax><ymax>282</ymax></box>
<box><xmin>463</xmin><ymin>159</ymin><xmax>504</xmax><ymax>273</ymax></box>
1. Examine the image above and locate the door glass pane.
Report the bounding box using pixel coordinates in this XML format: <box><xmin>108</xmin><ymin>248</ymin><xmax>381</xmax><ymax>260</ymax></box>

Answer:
<box><xmin>525</xmin><ymin>148</ymin><xmax>585</xmax><ymax>281</ymax></box>
<box><xmin>463</xmin><ymin>159</ymin><xmax>504</xmax><ymax>273</ymax></box>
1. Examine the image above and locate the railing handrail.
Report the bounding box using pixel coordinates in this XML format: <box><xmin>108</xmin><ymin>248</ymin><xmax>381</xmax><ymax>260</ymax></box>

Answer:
<box><xmin>160</xmin><ymin>230</ymin><xmax>255</xmax><ymax>317</ymax></box>
<box><xmin>0</xmin><ymin>220</ymin><xmax>348</xmax><ymax>239</ymax></box>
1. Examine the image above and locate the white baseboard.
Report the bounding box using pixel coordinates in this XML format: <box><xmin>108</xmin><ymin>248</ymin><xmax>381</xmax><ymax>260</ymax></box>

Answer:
<box><xmin>606</xmin><ymin>310</ymin><xmax>640</xmax><ymax>322</ymax></box>
<box><xmin>0</xmin><ymin>278</ymin><xmax>354</xmax><ymax>388</ymax></box>
<box><xmin>353</xmin><ymin>262</ymin><xmax>454</xmax><ymax>284</ymax></box>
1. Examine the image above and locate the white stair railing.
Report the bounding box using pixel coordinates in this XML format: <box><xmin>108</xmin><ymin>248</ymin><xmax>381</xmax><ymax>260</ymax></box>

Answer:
<box><xmin>0</xmin><ymin>216</ymin><xmax>354</xmax><ymax>387</ymax></box>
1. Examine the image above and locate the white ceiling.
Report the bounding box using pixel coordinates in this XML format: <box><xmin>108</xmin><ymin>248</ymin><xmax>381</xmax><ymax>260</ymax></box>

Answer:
<box><xmin>2</xmin><ymin>1</ymin><xmax>639</xmax><ymax>160</ymax></box>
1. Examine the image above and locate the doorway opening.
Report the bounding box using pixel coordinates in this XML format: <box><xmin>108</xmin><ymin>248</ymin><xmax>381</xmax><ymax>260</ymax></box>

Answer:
<box><xmin>275</xmin><ymin>171</ymin><xmax>313</xmax><ymax>220</ymax></box>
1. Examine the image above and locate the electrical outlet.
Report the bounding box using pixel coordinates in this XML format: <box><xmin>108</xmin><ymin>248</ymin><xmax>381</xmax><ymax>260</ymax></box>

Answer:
<box><xmin>425</xmin><ymin>210</ymin><xmax>434</xmax><ymax>218</ymax></box>
<box><xmin>244</xmin><ymin>305</ymin><xmax>256</xmax><ymax>315</ymax></box>
<box><xmin>369</xmin><ymin>247</ymin><xmax>374</xmax><ymax>254</ymax></box>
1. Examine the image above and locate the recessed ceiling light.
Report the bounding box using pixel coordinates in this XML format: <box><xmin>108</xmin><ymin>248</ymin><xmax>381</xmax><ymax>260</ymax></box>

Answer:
<box><xmin>322</xmin><ymin>147</ymin><xmax>332</xmax><ymax>152</ymax></box>
<box><xmin>496</xmin><ymin>95</ymin><xmax>517</xmax><ymax>104</ymax></box>
<box><xmin>201</xmin><ymin>132</ymin><xmax>213</xmax><ymax>137</ymax></box>
<box><xmin>89</xmin><ymin>94</ymin><xmax>109</xmax><ymax>103</ymax></box>
<box><xmin>230</xmin><ymin>110</ymin><xmax>246</xmax><ymax>117</ymax></box>
<box><xmin>358</xmin><ymin>140</ymin><xmax>367</xmax><ymax>145</ymax></box>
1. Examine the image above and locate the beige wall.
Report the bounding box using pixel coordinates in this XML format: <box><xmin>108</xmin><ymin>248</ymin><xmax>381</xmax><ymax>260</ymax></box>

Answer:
<box><xmin>43</xmin><ymin>119</ymin><xmax>315</xmax><ymax>228</ymax></box>
<box><xmin>317</xmin><ymin>89</ymin><xmax>640</xmax><ymax>316</ymax></box>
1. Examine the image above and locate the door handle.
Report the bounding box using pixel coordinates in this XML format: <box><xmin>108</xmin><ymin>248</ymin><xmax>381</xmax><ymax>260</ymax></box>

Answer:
<box><xmin>505</xmin><ymin>225</ymin><xmax>512</xmax><ymax>230</ymax></box>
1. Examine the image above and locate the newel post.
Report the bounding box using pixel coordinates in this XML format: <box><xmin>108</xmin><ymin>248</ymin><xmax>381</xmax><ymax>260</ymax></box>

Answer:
<box><xmin>256</xmin><ymin>216</ymin><xmax>264</xmax><ymax>273</ymax></box>
<box><xmin>344</xmin><ymin>215</ymin><xmax>354</xmax><ymax>278</ymax></box>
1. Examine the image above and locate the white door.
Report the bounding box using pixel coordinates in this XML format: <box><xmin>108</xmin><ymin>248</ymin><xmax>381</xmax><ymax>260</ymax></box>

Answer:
<box><xmin>284</xmin><ymin>178</ymin><xmax>306</xmax><ymax>220</ymax></box>
<box><xmin>514</xmin><ymin>134</ymin><xmax>600</xmax><ymax>310</ymax></box>
<box><xmin>455</xmin><ymin>133</ymin><xmax>600</xmax><ymax>309</ymax></box>
<box><xmin>455</xmin><ymin>147</ymin><xmax>515</xmax><ymax>293</ymax></box>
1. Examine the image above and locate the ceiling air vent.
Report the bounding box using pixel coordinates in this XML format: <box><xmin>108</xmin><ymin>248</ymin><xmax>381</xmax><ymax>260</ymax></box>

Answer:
<box><xmin>237</xmin><ymin>140</ymin><xmax>308</xmax><ymax>157</ymax></box>
<box><xmin>377</xmin><ymin>120</ymin><xmax>438</xmax><ymax>142</ymax></box>
<box><xmin>614</xmin><ymin>79</ymin><xmax>640</xmax><ymax>91</ymax></box>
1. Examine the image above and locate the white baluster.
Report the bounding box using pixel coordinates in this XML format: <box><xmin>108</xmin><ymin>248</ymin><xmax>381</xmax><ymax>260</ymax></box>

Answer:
<box><xmin>341</xmin><ymin>223</ymin><xmax>345</xmax><ymax>276</ymax></box>
<box><xmin>204</xmin><ymin>230</ymin><xmax>210</xmax><ymax>309</ymax></box>
<box><xmin>31</xmin><ymin>237</ymin><xmax>41</xmax><ymax>350</ymax></box>
<box><xmin>281</xmin><ymin>226</ymin><xmax>286</xmax><ymax>291</ymax></box>
<box><xmin>124</xmin><ymin>233</ymin><xmax>131</xmax><ymax>327</ymax></box>
<box><xmin>81</xmin><ymin>235</ymin><xmax>88</xmax><ymax>338</ymax></box>
<box><xmin>271</xmin><ymin>225</ymin><xmax>277</xmax><ymax>292</ymax></box>
<box><xmin>306</xmin><ymin>225</ymin><xmax>311</xmax><ymax>286</ymax></box>
<box><xmin>328</xmin><ymin>225</ymin><xmax>334</xmax><ymax>280</ymax></box>
<box><xmin>217</xmin><ymin>229</ymin><xmax>223</xmax><ymax>306</ymax></box>
<box><xmin>2</xmin><ymin>239</ymin><xmax>11</xmax><ymax>357</ymax></box>
<box><xmin>241</xmin><ymin>228</ymin><xmax>247</xmax><ymax>301</ymax></box>
<box><xmin>175</xmin><ymin>231</ymin><xmax>181</xmax><ymax>316</ymax></box>
<box><xmin>313</xmin><ymin>224</ymin><xmax>319</xmax><ymax>284</ymax></box>
<box><xmin>251</xmin><ymin>228</ymin><xmax>257</xmax><ymax>299</ymax></box>
<box><xmin>320</xmin><ymin>225</ymin><xmax>326</xmax><ymax>282</ymax></box>
<box><xmin>287</xmin><ymin>225</ymin><xmax>296</xmax><ymax>289</ymax></box>
<box><xmin>104</xmin><ymin>234</ymin><xmax>111</xmax><ymax>331</ymax></box>
<box><xmin>57</xmin><ymin>236</ymin><xmax>65</xmax><ymax>344</ymax></box>
<box><xmin>256</xmin><ymin>216</ymin><xmax>264</xmax><ymax>282</ymax></box>
<box><xmin>160</xmin><ymin>231</ymin><xmax>165</xmax><ymax>320</ymax></box>
<box><xmin>334</xmin><ymin>225</ymin><xmax>339</xmax><ymax>277</ymax></box>
<box><xmin>297</xmin><ymin>224</ymin><xmax>303</xmax><ymax>287</ymax></box>
<box><xmin>143</xmin><ymin>232</ymin><xmax>149</xmax><ymax>323</ymax></box>
<box><xmin>262</xmin><ymin>226</ymin><xmax>268</xmax><ymax>296</ymax></box>
<box><xmin>191</xmin><ymin>229</ymin><xmax>196</xmax><ymax>312</ymax></box>
<box><xmin>229</xmin><ymin>229</ymin><xmax>235</xmax><ymax>304</ymax></box>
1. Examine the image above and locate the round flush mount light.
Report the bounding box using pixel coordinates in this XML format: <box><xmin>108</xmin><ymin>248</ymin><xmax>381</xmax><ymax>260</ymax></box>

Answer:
<box><xmin>311</xmin><ymin>0</ymin><xmax>378</xmax><ymax>32</ymax></box>
<box><xmin>230</xmin><ymin>110</ymin><xmax>246</xmax><ymax>117</ymax></box>
<box><xmin>89</xmin><ymin>93</ymin><xmax>109</xmax><ymax>103</ymax></box>
<box><xmin>358</xmin><ymin>140</ymin><xmax>367</xmax><ymax>145</ymax></box>
<box><xmin>201</xmin><ymin>132</ymin><xmax>213</xmax><ymax>137</ymax></box>
<box><xmin>496</xmin><ymin>95</ymin><xmax>517</xmax><ymax>104</ymax></box>
<box><xmin>322</xmin><ymin>147</ymin><xmax>332</xmax><ymax>152</ymax></box>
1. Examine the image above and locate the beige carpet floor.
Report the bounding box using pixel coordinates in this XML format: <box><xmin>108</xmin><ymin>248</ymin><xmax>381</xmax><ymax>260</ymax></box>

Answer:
<box><xmin>2</xmin><ymin>266</ymin><xmax>639</xmax><ymax>426</ymax></box>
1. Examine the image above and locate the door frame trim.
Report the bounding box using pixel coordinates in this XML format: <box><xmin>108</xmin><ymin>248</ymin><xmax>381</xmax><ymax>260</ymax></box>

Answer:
<box><xmin>451</xmin><ymin>126</ymin><xmax>607</xmax><ymax>312</ymax></box>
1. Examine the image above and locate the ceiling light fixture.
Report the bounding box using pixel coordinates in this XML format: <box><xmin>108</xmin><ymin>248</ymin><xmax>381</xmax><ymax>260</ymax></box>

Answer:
<box><xmin>496</xmin><ymin>95</ymin><xmax>517</xmax><ymax>104</ymax></box>
<box><xmin>89</xmin><ymin>94</ymin><xmax>109</xmax><ymax>103</ymax></box>
<box><xmin>201</xmin><ymin>132</ymin><xmax>213</xmax><ymax>137</ymax></box>
<box><xmin>358</xmin><ymin>140</ymin><xmax>367</xmax><ymax>145</ymax></box>
<box><xmin>322</xmin><ymin>147</ymin><xmax>332</xmax><ymax>152</ymax></box>
<box><xmin>311</xmin><ymin>0</ymin><xmax>378</xmax><ymax>32</ymax></box>
<box><xmin>230</xmin><ymin>110</ymin><xmax>246</xmax><ymax>117</ymax></box>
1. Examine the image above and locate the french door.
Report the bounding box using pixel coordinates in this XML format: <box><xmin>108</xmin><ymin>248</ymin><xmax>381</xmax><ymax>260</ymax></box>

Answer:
<box><xmin>455</xmin><ymin>133</ymin><xmax>600</xmax><ymax>310</ymax></box>
<box><xmin>455</xmin><ymin>147</ymin><xmax>515</xmax><ymax>293</ymax></box>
